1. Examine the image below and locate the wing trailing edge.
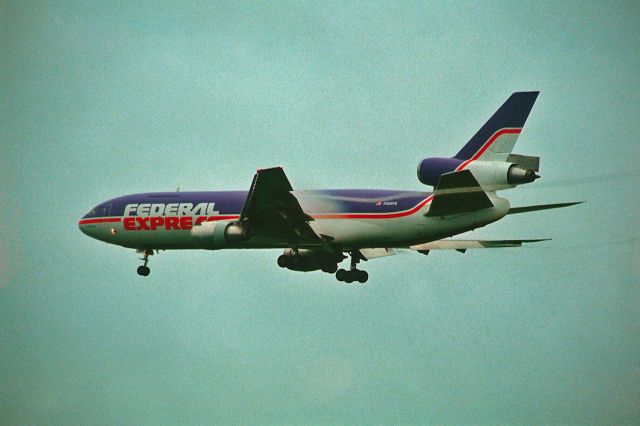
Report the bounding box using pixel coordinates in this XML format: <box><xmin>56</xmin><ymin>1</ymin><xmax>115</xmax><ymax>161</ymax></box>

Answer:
<box><xmin>360</xmin><ymin>238</ymin><xmax>549</xmax><ymax>260</ymax></box>
<box><xmin>359</xmin><ymin>248</ymin><xmax>396</xmax><ymax>260</ymax></box>
<box><xmin>410</xmin><ymin>238</ymin><xmax>550</xmax><ymax>253</ymax></box>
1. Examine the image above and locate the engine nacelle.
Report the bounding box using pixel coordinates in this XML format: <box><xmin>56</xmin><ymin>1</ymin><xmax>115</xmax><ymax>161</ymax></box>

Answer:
<box><xmin>190</xmin><ymin>220</ymin><xmax>249</xmax><ymax>249</ymax></box>
<box><xmin>417</xmin><ymin>157</ymin><xmax>465</xmax><ymax>186</ymax></box>
<box><xmin>466</xmin><ymin>161</ymin><xmax>539</xmax><ymax>190</ymax></box>
<box><xmin>418</xmin><ymin>157</ymin><xmax>539</xmax><ymax>190</ymax></box>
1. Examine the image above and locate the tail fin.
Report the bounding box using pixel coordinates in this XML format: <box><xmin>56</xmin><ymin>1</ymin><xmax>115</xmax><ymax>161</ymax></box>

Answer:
<box><xmin>454</xmin><ymin>91</ymin><xmax>539</xmax><ymax>161</ymax></box>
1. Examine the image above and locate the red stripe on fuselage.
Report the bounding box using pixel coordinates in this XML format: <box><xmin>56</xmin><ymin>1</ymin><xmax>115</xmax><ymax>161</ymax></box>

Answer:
<box><xmin>206</xmin><ymin>215</ymin><xmax>240</xmax><ymax>221</ymax></box>
<box><xmin>78</xmin><ymin>217</ymin><xmax>122</xmax><ymax>225</ymax></box>
<box><xmin>456</xmin><ymin>128</ymin><xmax>521</xmax><ymax>171</ymax></box>
<box><xmin>78</xmin><ymin>196</ymin><xmax>433</xmax><ymax>226</ymax></box>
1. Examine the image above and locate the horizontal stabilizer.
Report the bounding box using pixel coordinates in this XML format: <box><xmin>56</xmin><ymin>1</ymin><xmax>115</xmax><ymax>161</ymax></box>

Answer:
<box><xmin>507</xmin><ymin>201</ymin><xmax>584</xmax><ymax>215</ymax></box>
<box><xmin>426</xmin><ymin>170</ymin><xmax>493</xmax><ymax>216</ymax></box>
<box><xmin>410</xmin><ymin>238</ymin><xmax>550</xmax><ymax>251</ymax></box>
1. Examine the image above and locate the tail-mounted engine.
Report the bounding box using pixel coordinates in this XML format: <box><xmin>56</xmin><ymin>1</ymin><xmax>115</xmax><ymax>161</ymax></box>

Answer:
<box><xmin>417</xmin><ymin>157</ymin><xmax>465</xmax><ymax>186</ymax></box>
<box><xmin>418</xmin><ymin>91</ymin><xmax>542</xmax><ymax>190</ymax></box>
<box><xmin>190</xmin><ymin>220</ymin><xmax>249</xmax><ymax>249</ymax></box>
<box><xmin>417</xmin><ymin>154</ymin><xmax>540</xmax><ymax>190</ymax></box>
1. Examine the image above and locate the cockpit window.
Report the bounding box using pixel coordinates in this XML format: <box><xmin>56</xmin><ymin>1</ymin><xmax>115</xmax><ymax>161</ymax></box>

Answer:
<box><xmin>99</xmin><ymin>203</ymin><xmax>112</xmax><ymax>216</ymax></box>
<box><xmin>85</xmin><ymin>203</ymin><xmax>112</xmax><ymax>218</ymax></box>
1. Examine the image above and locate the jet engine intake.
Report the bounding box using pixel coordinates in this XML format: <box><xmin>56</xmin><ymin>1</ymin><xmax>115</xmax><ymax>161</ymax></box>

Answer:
<box><xmin>417</xmin><ymin>157</ymin><xmax>465</xmax><ymax>186</ymax></box>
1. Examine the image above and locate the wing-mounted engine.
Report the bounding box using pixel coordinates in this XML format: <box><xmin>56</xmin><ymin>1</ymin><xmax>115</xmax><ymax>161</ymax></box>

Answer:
<box><xmin>190</xmin><ymin>220</ymin><xmax>249</xmax><ymax>249</ymax></box>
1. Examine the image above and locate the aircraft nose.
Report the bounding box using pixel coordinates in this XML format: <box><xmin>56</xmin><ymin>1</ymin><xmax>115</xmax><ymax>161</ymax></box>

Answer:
<box><xmin>78</xmin><ymin>218</ymin><xmax>93</xmax><ymax>237</ymax></box>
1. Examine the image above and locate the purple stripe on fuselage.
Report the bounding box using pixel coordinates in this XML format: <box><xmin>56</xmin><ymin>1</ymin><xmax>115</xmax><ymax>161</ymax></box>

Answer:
<box><xmin>82</xmin><ymin>189</ymin><xmax>432</xmax><ymax>218</ymax></box>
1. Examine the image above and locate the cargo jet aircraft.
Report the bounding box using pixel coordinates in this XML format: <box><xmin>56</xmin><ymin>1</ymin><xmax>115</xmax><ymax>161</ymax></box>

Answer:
<box><xmin>79</xmin><ymin>91</ymin><xmax>581</xmax><ymax>283</ymax></box>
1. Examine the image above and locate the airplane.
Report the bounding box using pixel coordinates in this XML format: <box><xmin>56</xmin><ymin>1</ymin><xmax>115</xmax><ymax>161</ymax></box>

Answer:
<box><xmin>78</xmin><ymin>91</ymin><xmax>581</xmax><ymax>283</ymax></box>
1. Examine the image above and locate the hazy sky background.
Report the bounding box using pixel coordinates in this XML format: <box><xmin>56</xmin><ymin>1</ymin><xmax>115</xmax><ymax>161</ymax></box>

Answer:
<box><xmin>2</xmin><ymin>1</ymin><xmax>639</xmax><ymax>424</ymax></box>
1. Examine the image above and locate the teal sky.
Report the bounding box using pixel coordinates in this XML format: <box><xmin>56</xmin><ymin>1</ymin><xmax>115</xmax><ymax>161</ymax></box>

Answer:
<box><xmin>2</xmin><ymin>1</ymin><xmax>639</xmax><ymax>424</ymax></box>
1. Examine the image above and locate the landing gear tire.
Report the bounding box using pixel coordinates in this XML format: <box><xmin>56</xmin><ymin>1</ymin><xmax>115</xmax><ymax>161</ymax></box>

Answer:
<box><xmin>356</xmin><ymin>270</ymin><xmax>368</xmax><ymax>283</ymax></box>
<box><xmin>321</xmin><ymin>261</ymin><xmax>338</xmax><ymax>274</ymax></box>
<box><xmin>288</xmin><ymin>256</ymin><xmax>301</xmax><ymax>268</ymax></box>
<box><xmin>335</xmin><ymin>250</ymin><xmax>368</xmax><ymax>283</ymax></box>
<box><xmin>137</xmin><ymin>249</ymin><xmax>152</xmax><ymax>276</ymax></box>
<box><xmin>277</xmin><ymin>255</ymin><xmax>289</xmax><ymax>268</ymax></box>
<box><xmin>336</xmin><ymin>268</ymin><xmax>367</xmax><ymax>284</ymax></box>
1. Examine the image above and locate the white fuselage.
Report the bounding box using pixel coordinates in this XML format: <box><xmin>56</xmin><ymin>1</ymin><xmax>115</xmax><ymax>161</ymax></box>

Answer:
<box><xmin>79</xmin><ymin>191</ymin><xmax>510</xmax><ymax>251</ymax></box>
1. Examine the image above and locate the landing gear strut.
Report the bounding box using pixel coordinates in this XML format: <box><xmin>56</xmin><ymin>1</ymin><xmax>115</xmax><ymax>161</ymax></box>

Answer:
<box><xmin>137</xmin><ymin>249</ymin><xmax>152</xmax><ymax>276</ymax></box>
<box><xmin>336</xmin><ymin>251</ymin><xmax>368</xmax><ymax>283</ymax></box>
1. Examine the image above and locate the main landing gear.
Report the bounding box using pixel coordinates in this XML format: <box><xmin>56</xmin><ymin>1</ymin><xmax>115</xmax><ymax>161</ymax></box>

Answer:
<box><xmin>136</xmin><ymin>249</ymin><xmax>152</xmax><ymax>277</ymax></box>
<box><xmin>336</xmin><ymin>251</ymin><xmax>368</xmax><ymax>284</ymax></box>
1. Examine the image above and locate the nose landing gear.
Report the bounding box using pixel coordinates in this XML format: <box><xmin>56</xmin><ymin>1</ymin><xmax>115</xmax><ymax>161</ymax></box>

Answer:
<box><xmin>336</xmin><ymin>251</ymin><xmax>368</xmax><ymax>283</ymax></box>
<box><xmin>136</xmin><ymin>249</ymin><xmax>152</xmax><ymax>276</ymax></box>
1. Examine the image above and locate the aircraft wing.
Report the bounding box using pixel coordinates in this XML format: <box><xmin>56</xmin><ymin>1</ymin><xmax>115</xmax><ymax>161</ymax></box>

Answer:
<box><xmin>359</xmin><ymin>248</ymin><xmax>397</xmax><ymax>259</ymax></box>
<box><xmin>410</xmin><ymin>238</ymin><xmax>550</xmax><ymax>254</ymax></box>
<box><xmin>358</xmin><ymin>239</ymin><xmax>548</xmax><ymax>260</ymax></box>
<box><xmin>239</xmin><ymin>167</ymin><xmax>332</xmax><ymax>249</ymax></box>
